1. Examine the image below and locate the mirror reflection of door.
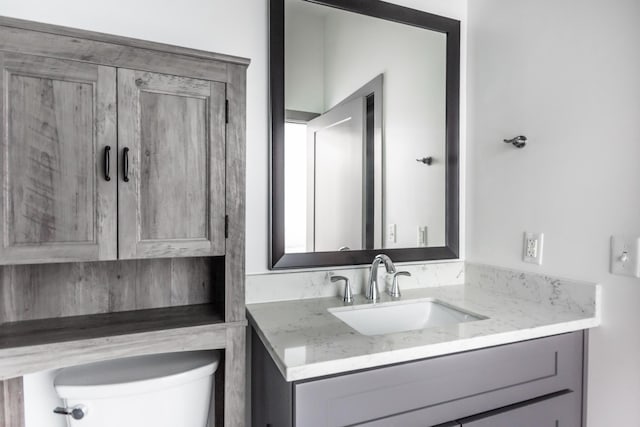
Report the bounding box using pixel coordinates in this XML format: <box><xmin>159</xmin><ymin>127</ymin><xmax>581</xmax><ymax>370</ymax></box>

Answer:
<box><xmin>284</xmin><ymin>77</ymin><xmax>381</xmax><ymax>254</ymax></box>
<box><xmin>308</xmin><ymin>96</ymin><xmax>364</xmax><ymax>252</ymax></box>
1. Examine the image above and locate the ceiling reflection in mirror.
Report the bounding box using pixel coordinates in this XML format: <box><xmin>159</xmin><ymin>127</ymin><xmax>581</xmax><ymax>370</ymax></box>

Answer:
<box><xmin>284</xmin><ymin>0</ymin><xmax>447</xmax><ymax>254</ymax></box>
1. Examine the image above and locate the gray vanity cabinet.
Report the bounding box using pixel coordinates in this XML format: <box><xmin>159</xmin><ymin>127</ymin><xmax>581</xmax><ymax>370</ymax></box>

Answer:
<box><xmin>251</xmin><ymin>330</ymin><xmax>586</xmax><ymax>427</ymax></box>
<box><xmin>457</xmin><ymin>391</ymin><xmax>578</xmax><ymax>427</ymax></box>
<box><xmin>0</xmin><ymin>52</ymin><xmax>117</xmax><ymax>264</ymax></box>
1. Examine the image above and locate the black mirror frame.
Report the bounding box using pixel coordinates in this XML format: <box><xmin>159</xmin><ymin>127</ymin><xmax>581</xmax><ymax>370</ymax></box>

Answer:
<box><xmin>270</xmin><ymin>0</ymin><xmax>460</xmax><ymax>269</ymax></box>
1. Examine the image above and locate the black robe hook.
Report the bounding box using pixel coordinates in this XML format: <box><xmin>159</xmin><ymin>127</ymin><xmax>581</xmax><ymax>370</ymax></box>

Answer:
<box><xmin>504</xmin><ymin>135</ymin><xmax>527</xmax><ymax>148</ymax></box>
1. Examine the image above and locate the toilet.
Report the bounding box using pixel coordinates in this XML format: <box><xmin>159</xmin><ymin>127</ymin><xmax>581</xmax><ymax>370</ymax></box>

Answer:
<box><xmin>53</xmin><ymin>350</ymin><xmax>220</xmax><ymax>427</ymax></box>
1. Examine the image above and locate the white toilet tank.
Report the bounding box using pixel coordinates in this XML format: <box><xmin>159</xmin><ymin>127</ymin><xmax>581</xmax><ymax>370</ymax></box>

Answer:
<box><xmin>54</xmin><ymin>350</ymin><xmax>220</xmax><ymax>427</ymax></box>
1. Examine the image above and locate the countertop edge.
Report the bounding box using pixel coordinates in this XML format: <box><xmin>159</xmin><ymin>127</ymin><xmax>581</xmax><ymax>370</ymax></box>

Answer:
<box><xmin>247</xmin><ymin>310</ymin><xmax>292</xmax><ymax>380</ymax></box>
<box><xmin>254</xmin><ymin>316</ymin><xmax>599</xmax><ymax>382</ymax></box>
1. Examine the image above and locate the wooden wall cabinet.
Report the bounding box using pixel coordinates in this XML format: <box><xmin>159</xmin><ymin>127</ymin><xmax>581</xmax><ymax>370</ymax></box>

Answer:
<box><xmin>0</xmin><ymin>47</ymin><xmax>229</xmax><ymax>264</ymax></box>
<box><xmin>0</xmin><ymin>16</ymin><xmax>248</xmax><ymax>427</ymax></box>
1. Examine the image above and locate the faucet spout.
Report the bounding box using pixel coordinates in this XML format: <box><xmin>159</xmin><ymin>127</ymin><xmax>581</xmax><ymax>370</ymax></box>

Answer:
<box><xmin>366</xmin><ymin>254</ymin><xmax>396</xmax><ymax>302</ymax></box>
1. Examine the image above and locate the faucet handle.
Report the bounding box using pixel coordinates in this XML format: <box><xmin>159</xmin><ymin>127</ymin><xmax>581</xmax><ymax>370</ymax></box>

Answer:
<box><xmin>331</xmin><ymin>275</ymin><xmax>353</xmax><ymax>304</ymax></box>
<box><xmin>388</xmin><ymin>271</ymin><xmax>411</xmax><ymax>298</ymax></box>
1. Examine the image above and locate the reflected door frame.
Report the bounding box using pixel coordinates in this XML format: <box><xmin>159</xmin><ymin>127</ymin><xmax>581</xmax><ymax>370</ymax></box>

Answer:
<box><xmin>285</xmin><ymin>75</ymin><xmax>382</xmax><ymax>253</ymax></box>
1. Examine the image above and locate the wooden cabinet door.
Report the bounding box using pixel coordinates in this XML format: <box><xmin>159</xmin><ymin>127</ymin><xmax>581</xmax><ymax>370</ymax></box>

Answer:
<box><xmin>0</xmin><ymin>52</ymin><xmax>117</xmax><ymax>264</ymax></box>
<box><xmin>117</xmin><ymin>69</ymin><xmax>226</xmax><ymax>259</ymax></box>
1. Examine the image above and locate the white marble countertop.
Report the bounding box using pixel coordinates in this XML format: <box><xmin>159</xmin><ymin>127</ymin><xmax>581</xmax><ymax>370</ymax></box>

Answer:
<box><xmin>247</xmin><ymin>281</ymin><xmax>600</xmax><ymax>382</ymax></box>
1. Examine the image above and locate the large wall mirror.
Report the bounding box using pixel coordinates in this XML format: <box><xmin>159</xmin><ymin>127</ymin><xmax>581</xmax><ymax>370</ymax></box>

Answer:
<box><xmin>270</xmin><ymin>0</ymin><xmax>460</xmax><ymax>269</ymax></box>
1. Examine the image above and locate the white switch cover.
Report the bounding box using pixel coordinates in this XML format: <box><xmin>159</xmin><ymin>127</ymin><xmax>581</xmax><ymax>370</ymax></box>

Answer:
<box><xmin>417</xmin><ymin>226</ymin><xmax>428</xmax><ymax>247</ymax></box>
<box><xmin>610</xmin><ymin>235</ymin><xmax>640</xmax><ymax>277</ymax></box>
<box><xmin>523</xmin><ymin>232</ymin><xmax>544</xmax><ymax>265</ymax></box>
<box><xmin>388</xmin><ymin>224</ymin><xmax>397</xmax><ymax>244</ymax></box>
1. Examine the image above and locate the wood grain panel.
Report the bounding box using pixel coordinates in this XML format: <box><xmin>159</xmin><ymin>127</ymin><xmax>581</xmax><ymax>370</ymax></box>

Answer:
<box><xmin>0</xmin><ymin>26</ymin><xmax>230</xmax><ymax>83</ymax></box>
<box><xmin>8</xmin><ymin>74</ymin><xmax>94</xmax><ymax>246</ymax></box>
<box><xmin>225</xmin><ymin>64</ymin><xmax>247</xmax><ymax>322</ymax></box>
<box><xmin>224</xmin><ymin>326</ymin><xmax>246</xmax><ymax>427</ymax></box>
<box><xmin>0</xmin><ymin>258</ymin><xmax>215</xmax><ymax>322</ymax></box>
<box><xmin>0</xmin><ymin>377</ymin><xmax>24</xmax><ymax>427</ymax></box>
<box><xmin>209</xmin><ymin>82</ymin><xmax>227</xmax><ymax>256</ymax></box>
<box><xmin>0</xmin><ymin>304</ymin><xmax>223</xmax><ymax>350</ymax></box>
<box><xmin>118</xmin><ymin>69</ymin><xmax>226</xmax><ymax>259</ymax></box>
<box><xmin>139</xmin><ymin>91</ymin><xmax>207</xmax><ymax>240</ymax></box>
<box><xmin>0</xmin><ymin>52</ymin><xmax>117</xmax><ymax>264</ymax></box>
<box><xmin>0</xmin><ymin>316</ymin><xmax>244</xmax><ymax>380</ymax></box>
<box><xmin>96</xmin><ymin>66</ymin><xmax>118</xmax><ymax>260</ymax></box>
<box><xmin>0</xmin><ymin>16</ymin><xmax>250</xmax><ymax>66</ymax></box>
<box><xmin>170</xmin><ymin>257</ymin><xmax>212</xmax><ymax>305</ymax></box>
<box><xmin>133</xmin><ymin>258</ymin><xmax>173</xmax><ymax>309</ymax></box>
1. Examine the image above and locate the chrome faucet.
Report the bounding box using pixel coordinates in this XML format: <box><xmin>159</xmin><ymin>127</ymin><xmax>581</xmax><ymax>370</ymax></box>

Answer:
<box><xmin>366</xmin><ymin>254</ymin><xmax>396</xmax><ymax>302</ymax></box>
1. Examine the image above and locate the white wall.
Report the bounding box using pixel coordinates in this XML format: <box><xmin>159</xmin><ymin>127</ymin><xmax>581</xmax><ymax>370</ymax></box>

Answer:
<box><xmin>284</xmin><ymin>2</ymin><xmax>325</xmax><ymax>113</ymax></box>
<box><xmin>466</xmin><ymin>0</ymin><xmax>640</xmax><ymax>425</ymax></box>
<box><xmin>394</xmin><ymin>0</ymin><xmax>466</xmax><ymax>258</ymax></box>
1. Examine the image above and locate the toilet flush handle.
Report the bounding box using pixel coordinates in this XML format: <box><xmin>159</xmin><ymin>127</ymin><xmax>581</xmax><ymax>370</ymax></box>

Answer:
<box><xmin>54</xmin><ymin>405</ymin><xmax>87</xmax><ymax>420</ymax></box>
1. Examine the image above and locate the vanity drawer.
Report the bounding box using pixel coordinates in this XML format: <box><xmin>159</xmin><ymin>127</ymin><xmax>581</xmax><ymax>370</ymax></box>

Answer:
<box><xmin>293</xmin><ymin>332</ymin><xmax>584</xmax><ymax>427</ymax></box>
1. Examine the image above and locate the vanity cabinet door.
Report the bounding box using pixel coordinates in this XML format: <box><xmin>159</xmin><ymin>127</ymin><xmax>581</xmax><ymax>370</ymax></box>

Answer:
<box><xmin>293</xmin><ymin>332</ymin><xmax>583</xmax><ymax>427</ymax></box>
<box><xmin>459</xmin><ymin>391</ymin><xmax>579</xmax><ymax>427</ymax></box>
<box><xmin>0</xmin><ymin>52</ymin><xmax>117</xmax><ymax>264</ymax></box>
<box><xmin>117</xmin><ymin>69</ymin><xmax>226</xmax><ymax>259</ymax></box>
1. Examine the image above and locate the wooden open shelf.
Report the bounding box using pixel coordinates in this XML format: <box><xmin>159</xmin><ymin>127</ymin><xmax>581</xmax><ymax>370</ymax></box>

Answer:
<box><xmin>0</xmin><ymin>304</ymin><xmax>222</xmax><ymax>349</ymax></box>
<box><xmin>0</xmin><ymin>304</ymin><xmax>246</xmax><ymax>380</ymax></box>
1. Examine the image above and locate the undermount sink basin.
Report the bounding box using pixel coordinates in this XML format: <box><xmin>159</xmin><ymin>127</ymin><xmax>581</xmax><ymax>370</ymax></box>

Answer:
<box><xmin>329</xmin><ymin>299</ymin><xmax>486</xmax><ymax>336</ymax></box>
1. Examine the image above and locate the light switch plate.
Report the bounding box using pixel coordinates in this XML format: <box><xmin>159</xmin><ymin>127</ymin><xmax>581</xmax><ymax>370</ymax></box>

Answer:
<box><xmin>387</xmin><ymin>224</ymin><xmax>396</xmax><ymax>244</ymax></box>
<box><xmin>523</xmin><ymin>232</ymin><xmax>543</xmax><ymax>265</ymax></box>
<box><xmin>610</xmin><ymin>235</ymin><xmax>640</xmax><ymax>277</ymax></box>
<box><xmin>417</xmin><ymin>226</ymin><xmax>427</xmax><ymax>247</ymax></box>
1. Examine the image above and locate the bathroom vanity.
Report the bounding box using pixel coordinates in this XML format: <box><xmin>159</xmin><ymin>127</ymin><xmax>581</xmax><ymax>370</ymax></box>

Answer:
<box><xmin>248</xmin><ymin>265</ymin><xmax>600</xmax><ymax>427</ymax></box>
<box><xmin>252</xmin><ymin>329</ymin><xmax>584</xmax><ymax>426</ymax></box>
<box><xmin>0</xmin><ymin>16</ymin><xmax>247</xmax><ymax>427</ymax></box>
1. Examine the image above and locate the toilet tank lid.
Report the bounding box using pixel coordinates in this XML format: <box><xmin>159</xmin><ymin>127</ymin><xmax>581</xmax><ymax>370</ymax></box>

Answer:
<box><xmin>55</xmin><ymin>350</ymin><xmax>220</xmax><ymax>399</ymax></box>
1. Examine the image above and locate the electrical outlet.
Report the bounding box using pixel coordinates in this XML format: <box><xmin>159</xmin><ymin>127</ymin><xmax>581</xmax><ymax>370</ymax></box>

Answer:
<box><xmin>523</xmin><ymin>232</ymin><xmax>544</xmax><ymax>265</ymax></box>
<box><xmin>526</xmin><ymin>238</ymin><xmax>537</xmax><ymax>258</ymax></box>
<box><xmin>388</xmin><ymin>224</ymin><xmax>396</xmax><ymax>244</ymax></box>
<box><xmin>417</xmin><ymin>226</ymin><xmax>428</xmax><ymax>247</ymax></box>
<box><xmin>610</xmin><ymin>235</ymin><xmax>640</xmax><ymax>277</ymax></box>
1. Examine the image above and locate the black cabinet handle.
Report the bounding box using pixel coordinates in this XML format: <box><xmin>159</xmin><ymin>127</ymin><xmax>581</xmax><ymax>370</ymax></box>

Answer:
<box><xmin>104</xmin><ymin>146</ymin><xmax>111</xmax><ymax>181</ymax></box>
<box><xmin>123</xmin><ymin>147</ymin><xmax>130</xmax><ymax>182</ymax></box>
